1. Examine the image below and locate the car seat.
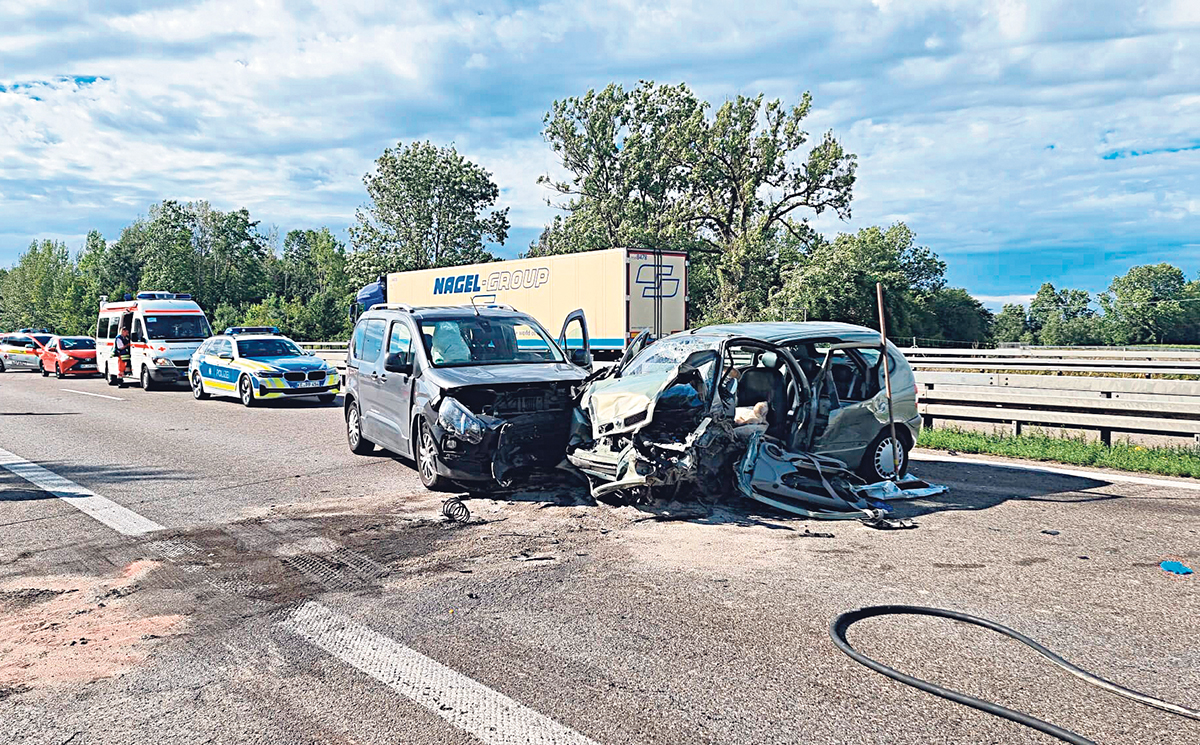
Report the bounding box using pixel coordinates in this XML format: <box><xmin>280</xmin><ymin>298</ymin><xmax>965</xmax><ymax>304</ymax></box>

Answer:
<box><xmin>739</xmin><ymin>352</ymin><xmax>788</xmax><ymax>440</ymax></box>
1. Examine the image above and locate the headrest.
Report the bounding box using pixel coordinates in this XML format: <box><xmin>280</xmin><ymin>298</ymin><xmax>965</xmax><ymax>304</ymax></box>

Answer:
<box><xmin>760</xmin><ymin>351</ymin><xmax>784</xmax><ymax>370</ymax></box>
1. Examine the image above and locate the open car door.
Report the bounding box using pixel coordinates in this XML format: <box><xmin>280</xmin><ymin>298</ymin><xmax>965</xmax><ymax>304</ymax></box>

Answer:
<box><xmin>614</xmin><ymin>329</ymin><xmax>652</xmax><ymax>377</ymax></box>
<box><xmin>558</xmin><ymin>308</ymin><xmax>592</xmax><ymax>371</ymax></box>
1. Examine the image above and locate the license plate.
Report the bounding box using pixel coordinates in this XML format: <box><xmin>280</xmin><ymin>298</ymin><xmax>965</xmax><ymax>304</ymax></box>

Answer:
<box><xmin>297</xmin><ymin>380</ymin><xmax>321</xmax><ymax>388</ymax></box>
<box><xmin>77</xmin><ymin>364</ymin><xmax>95</xmax><ymax>370</ymax></box>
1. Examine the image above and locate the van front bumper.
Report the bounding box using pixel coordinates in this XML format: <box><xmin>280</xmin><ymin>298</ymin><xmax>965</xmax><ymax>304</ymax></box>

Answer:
<box><xmin>148</xmin><ymin>365</ymin><xmax>185</xmax><ymax>383</ymax></box>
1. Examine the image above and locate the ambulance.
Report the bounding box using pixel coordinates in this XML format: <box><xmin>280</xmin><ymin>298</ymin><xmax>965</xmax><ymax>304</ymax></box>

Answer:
<box><xmin>96</xmin><ymin>292</ymin><xmax>213</xmax><ymax>390</ymax></box>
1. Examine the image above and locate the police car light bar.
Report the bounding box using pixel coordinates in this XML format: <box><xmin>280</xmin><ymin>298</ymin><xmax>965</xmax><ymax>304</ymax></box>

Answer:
<box><xmin>223</xmin><ymin>326</ymin><xmax>280</xmax><ymax>335</ymax></box>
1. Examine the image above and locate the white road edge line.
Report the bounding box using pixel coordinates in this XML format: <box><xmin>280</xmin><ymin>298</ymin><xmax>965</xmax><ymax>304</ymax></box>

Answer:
<box><xmin>0</xmin><ymin>447</ymin><xmax>598</xmax><ymax>745</ymax></box>
<box><xmin>61</xmin><ymin>388</ymin><xmax>125</xmax><ymax>401</ymax></box>
<box><xmin>913</xmin><ymin>451</ymin><xmax>1200</xmax><ymax>492</ymax></box>
<box><xmin>0</xmin><ymin>446</ymin><xmax>164</xmax><ymax>535</ymax></box>
<box><xmin>281</xmin><ymin>601</ymin><xmax>600</xmax><ymax>745</ymax></box>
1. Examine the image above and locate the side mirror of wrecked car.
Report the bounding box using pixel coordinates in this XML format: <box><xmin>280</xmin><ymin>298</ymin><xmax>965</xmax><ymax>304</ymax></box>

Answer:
<box><xmin>384</xmin><ymin>352</ymin><xmax>412</xmax><ymax>375</ymax></box>
<box><xmin>570</xmin><ymin>348</ymin><xmax>592</xmax><ymax>369</ymax></box>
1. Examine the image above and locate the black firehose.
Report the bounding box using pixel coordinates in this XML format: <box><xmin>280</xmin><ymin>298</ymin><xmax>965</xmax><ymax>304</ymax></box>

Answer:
<box><xmin>830</xmin><ymin>604</ymin><xmax>1200</xmax><ymax>745</ymax></box>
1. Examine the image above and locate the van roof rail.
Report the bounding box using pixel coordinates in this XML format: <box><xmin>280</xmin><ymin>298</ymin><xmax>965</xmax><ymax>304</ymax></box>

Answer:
<box><xmin>368</xmin><ymin>303</ymin><xmax>413</xmax><ymax>312</ymax></box>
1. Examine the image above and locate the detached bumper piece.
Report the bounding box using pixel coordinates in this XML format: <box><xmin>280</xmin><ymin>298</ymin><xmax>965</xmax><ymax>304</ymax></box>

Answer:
<box><xmin>735</xmin><ymin>432</ymin><xmax>946</xmax><ymax>524</ymax></box>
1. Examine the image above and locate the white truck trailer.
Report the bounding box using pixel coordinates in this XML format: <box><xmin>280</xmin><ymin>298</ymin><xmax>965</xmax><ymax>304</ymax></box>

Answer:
<box><xmin>364</xmin><ymin>248</ymin><xmax>688</xmax><ymax>358</ymax></box>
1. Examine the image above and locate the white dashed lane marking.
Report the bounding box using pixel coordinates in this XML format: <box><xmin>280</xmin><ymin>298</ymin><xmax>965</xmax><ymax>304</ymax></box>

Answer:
<box><xmin>61</xmin><ymin>388</ymin><xmax>125</xmax><ymax>401</ymax></box>
<box><xmin>0</xmin><ymin>445</ymin><xmax>600</xmax><ymax>744</ymax></box>
<box><xmin>0</xmin><ymin>446</ymin><xmax>163</xmax><ymax>535</ymax></box>
<box><xmin>282</xmin><ymin>602</ymin><xmax>600</xmax><ymax>745</ymax></box>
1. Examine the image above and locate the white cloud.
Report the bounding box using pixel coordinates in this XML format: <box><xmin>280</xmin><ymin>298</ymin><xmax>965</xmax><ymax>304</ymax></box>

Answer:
<box><xmin>2</xmin><ymin>0</ymin><xmax>1200</xmax><ymax>299</ymax></box>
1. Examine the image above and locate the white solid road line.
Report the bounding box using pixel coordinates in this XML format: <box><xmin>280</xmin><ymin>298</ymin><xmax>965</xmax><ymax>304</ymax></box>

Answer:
<box><xmin>282</xmin><ymin>602</ymin><xmax>600</xmax><ymax>745</ymax></box>
<box><xmin>1</xmin><ymin>447</ymin><xmax>598</xmax><ymax>745</ymax></box>
<box><xmin>0</xmin><ymin>446</ymin><xmax>165</xmax><ymax>535</ymax></box>
<box><xmin>913</xmin><ymin>451</ymin><xmax>1200</xmax><ymax>492</ymax></box>
<box><xmin>61</xmin><ymin>388</ymin><xmax>125</xmax><ymax>401</ymax></box>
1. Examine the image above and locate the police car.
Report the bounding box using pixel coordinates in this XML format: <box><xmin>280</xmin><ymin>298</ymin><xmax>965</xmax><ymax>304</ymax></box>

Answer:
<box><xmin>189</xmin><ymin>327</ymin><xmax>340</xmax><ymax>406</ymax></box>
<box><xmin>0</xmin><ymin>332</ymin><xmax>51</xmax><ymax>372</ymax></box>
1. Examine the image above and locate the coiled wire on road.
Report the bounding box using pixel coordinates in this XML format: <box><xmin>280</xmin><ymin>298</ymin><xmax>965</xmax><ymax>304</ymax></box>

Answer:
<box><xmin>829</xmin><ymin>604</ymin><xmax>1200</xmax><ymax>745</ymax></box>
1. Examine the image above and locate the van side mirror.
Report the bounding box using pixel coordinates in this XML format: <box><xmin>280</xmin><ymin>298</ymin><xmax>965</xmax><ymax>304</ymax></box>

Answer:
<box><xmin>570</xmin><ymin>347</ymin><xmax>592</xmax><ymax>368</ymax></box>
<box><xmin>384</xmin><ymin>352</ymin><xmax>412</xmax><ymax>375</ymax></box>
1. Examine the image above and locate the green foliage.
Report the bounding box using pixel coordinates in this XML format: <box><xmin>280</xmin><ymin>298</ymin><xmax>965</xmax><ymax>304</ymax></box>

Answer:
<box><xmin>767</xmin><ymin>223</ymin><xmax>951</xmax><ymax>338</ymax></box>
<box><xmin>348</xmin><ymin>141</ymin><xmax>508</xmax><ymax>287</ymax></box>
<box><xmin>1100</xmin><ymin>263</ymin><xmax>1187</xmax><ymax>344</ymax></box>
<box><xmin>919</xmin><ymin>426</ymin><xmax>1200</xmax><ymax>479</ymax></box>
<box><xmin>538</xmin><ymin>81</ymin><xmax>856</xmax><ymax>323</ymax></box>
<box><xmin>920</xmin><ymin>288</ymin><xmax>994</xmax><ymax>344</ymax></box>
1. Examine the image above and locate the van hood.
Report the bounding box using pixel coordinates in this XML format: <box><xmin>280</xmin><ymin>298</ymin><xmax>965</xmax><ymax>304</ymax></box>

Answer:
<box><xmin>424</xmin><ymin>362</ymin><xmax>586</xmax><ymax>390</ymax></box>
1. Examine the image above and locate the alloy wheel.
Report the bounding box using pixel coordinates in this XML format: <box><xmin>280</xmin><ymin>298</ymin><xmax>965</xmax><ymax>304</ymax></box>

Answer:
<box><xmin>872</xmin><ymin>436</ymin><xmax>904</xmax><ymax>480</ymax></box>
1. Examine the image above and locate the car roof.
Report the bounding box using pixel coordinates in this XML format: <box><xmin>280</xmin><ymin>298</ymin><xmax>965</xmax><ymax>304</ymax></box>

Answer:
<box><xmin>364</xmin><ymin>305</ymin><xmax>540</xmax><ymax>323</ymax></box>
<box><xmin>688</xmin><ymin>321</ymin><xmax>883</xmax><ymax>344</ymax></box>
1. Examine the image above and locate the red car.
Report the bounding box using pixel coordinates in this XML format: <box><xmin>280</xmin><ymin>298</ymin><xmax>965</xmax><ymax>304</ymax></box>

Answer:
<box><xmin>39</xmin><ymin>336</ymin><xmax>99</xmax><ymax>378</ymax></box>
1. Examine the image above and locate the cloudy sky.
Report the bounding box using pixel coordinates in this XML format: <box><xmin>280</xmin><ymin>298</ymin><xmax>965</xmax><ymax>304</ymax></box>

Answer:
<box><xmin>3</xmin><ymin>0</ymin><xmax>1199</xmax><ymax>306</ymax></box>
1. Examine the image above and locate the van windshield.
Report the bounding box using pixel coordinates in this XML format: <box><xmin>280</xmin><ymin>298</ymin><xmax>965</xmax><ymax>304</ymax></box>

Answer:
<box><xmin>418</xmin><ymin>316</ymin><xmax>564</xmax><ymax>367</ymax></box>
<box><xmin>144</xmin><ymin>314</ymin><xmax>211</xmax><ymax>341</ymax></box>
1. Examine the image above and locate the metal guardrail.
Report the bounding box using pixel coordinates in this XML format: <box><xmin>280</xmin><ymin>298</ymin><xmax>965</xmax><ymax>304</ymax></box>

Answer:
<box><xmin>899</xmin><ymin>346</ymin><xmax>1200</xmax><ymax>378</ymax></box>
<box><xmin>914</xmin><ymin>370</ymin><xmax>1200</xmax><ymax>444</ymax></box>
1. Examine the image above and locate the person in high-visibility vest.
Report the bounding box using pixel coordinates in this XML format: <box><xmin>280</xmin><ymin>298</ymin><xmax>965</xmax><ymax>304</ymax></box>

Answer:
<box><xmin>113</xmin><ymin>324</ymin><xmax>131</xmax><ymax>388</ymax></box>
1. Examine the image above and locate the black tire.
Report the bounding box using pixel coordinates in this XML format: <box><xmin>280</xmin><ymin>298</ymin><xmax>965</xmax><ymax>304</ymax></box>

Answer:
<box><xmin>0</xmin><ymin>358</ymin><xmax>6</xmax><ymax>373</ymax></box>
<box><xmin>238</xmin><ymin>374</ymin><xmax>257</xmax><ymax>407</ymax></box>
<box><xmin>318</xmin><ymin>393</ymin><xmax>336</xmax><ymax>404</ymax></box>
<box><xmin>346</xmin><ymin>400</ymin><xmax>374</xmax><ymax>454</ymax></box>
<box><xmin>141</xmin><ymin>366</ymin><xmax>156</xmax><ymax>391</ymax></box>
<box><xmin>416</xmin><ymin>419</ymin><xmax>448</xmax><ymax>490</ymax></box>
<box><xmin>858</xmin><ymin>429</ymin><xmax>910</xmax><ymax>482</ymax></box>
<box><xmin>40</xmin><ymin>361</ymin><xmax>47</xmax><ymax>377</ymax></box>
<box><xmin>54</xmin><ymin>363</ymin><xmax>63</xmax><ymax>380</ymax></box>
<box><xmin>191</xmin><ymin>371</ymin><xmax>209</xmax><ymax>400</ymax></box>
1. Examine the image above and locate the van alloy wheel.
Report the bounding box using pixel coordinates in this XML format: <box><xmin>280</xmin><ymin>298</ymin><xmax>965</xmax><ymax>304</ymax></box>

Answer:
<box><xmin>417</xmin><ymin>420</ymin><xmax>447</xmax><ymax>490</ymax></box>
<box><xmin>346</xmin><ymin>402</ymin><xmax>374</xmax><ymax>454</ymax></box>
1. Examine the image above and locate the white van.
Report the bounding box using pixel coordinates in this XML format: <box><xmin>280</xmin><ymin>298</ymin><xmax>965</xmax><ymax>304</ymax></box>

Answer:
<box><xmin>96</xmin><ymin>292</ymin><xmax>213</xmax><ymax>390</ymax></box>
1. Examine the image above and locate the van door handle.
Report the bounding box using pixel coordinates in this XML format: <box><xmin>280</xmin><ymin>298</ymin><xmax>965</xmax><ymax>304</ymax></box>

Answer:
<box><xmin>370</xmin><ymin>371</ymin><xmax>378</xmax><ymax>379</ymax></box>
<box><xmin>379</xmin><ymin>374</ymin><xmax>387</xmax><ymax>383</ymax></box>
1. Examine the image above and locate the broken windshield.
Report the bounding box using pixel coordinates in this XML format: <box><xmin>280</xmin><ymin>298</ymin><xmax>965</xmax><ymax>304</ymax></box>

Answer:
<box><xmin>622</xmin><ymin>336</ymin><xmax>723</xmax><ymax>379</ymax></box>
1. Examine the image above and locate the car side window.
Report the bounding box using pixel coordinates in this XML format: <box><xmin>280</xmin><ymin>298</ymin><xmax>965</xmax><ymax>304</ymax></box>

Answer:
<box><xmin>387</xmin><ymin>321</ymin><xmax>413</xmax><ymax>366</ymax></box>
<box><xmin>360</xmin><ymin>319</ymin><xmax>385</xmax><ymax>364</ymax></box>
<box><xmin>349</xmin><ymin>320</ymin><xmax>367</xmax><ymax>367</ymax></box>
<box><xmin>212</xmin><ymin>339</ymin><xmax>231</xmax><ymax>358</ymax></box>
<box><xmin>132</xmin><ymin>319</ymin><xmax>146</xmax><ymax>343</ymax></box>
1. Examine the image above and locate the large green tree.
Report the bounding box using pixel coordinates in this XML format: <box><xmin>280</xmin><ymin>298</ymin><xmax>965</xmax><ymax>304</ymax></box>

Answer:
<box><xmin>538</xmin><ymin>81</ymin><xmax>856</xmax><ymax>322</ymax></box>
<box><xmin>348</xmin><ymin>141</ymin><xmax>508</xmax><ymax>287</ymax></box>
<box><xmin>766</xmin><ymin>223</ymin><xmax>946</xmax><ymax>338</ymax></box>
<box><xmin>1100</xmin><ymin>263</ymin><xmax>1187</xmax><ymax>344</ymax></box>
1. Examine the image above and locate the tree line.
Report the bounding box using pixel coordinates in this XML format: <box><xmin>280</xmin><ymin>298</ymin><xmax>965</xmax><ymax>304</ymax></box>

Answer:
<box><xmin>4</xmin><ymin>80</ymin><xmax>1187</xmax><ymax>347</ymax></box>
<box><xmin>0</xmin><ymin>202</ymin><xmax>353</xmax><ymax>341</ymax></box>
<box><xmin>993</xmin><ymin>264</ymin><xmax>1200</xmax><ymax>346</ymax></box>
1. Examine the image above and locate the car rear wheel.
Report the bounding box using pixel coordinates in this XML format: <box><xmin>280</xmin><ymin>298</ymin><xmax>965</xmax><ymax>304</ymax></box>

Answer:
<box><xmin>238</xmin><ymin>375</ymin><xmax>257</xmax><ymax>407</ymax></box>
<box><xmin>55</xmin><ymin>362</ymin><xmax>63</xmax><ymax>379</ymax></box>
<box><xmin>106</xmin><ymin>362</ymin><xmax>118</xmax><ymax>386</ymax></box>
<box><xmin>191</xmin><ymin>371</ymin><xmax>209</xmax><ymax>400</ymax></box>
<box><xmin>416</xmin><ymin>419</ymin><xmax>448</xmax><ymax>491</ymax></box>
<box><xmin>858</xmin><ymin>429</ymin><xmax>910</xmax><ymax>482</ymax></box>
<box><xmin>0</xmin><ymin>359</ymin><xmax>6</xmax><ymax>373</ymax></box>
<box><xmin>346</xmin><ymin>400</ymin><xmax>374</xmax><ymax>454</ymax></box>
<box><xmin>40</xmin><ymin>361</ymin><xmax>48</xmax><ymax>377</ymax></box>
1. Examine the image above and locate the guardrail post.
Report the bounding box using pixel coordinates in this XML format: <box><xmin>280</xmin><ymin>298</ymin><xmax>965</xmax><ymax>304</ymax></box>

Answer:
<box><xmin>1099</xmin><ymin>428</ymin><xmax>1112</xmax><ymax>447</ymax></box>
<box><xmin>1011</xmin><ymin>420</ymin><xmax>1022</xmax><ymax>437</ymax></box>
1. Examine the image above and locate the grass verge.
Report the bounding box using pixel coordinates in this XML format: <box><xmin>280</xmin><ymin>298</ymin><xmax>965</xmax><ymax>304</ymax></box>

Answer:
<box><xmin>917</xmin><ymin>426</ymin><xmax>1200</xmax><ymax>479</ymax></box>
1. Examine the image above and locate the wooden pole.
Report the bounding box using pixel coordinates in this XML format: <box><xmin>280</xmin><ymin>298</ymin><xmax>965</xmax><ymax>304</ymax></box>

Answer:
<box><xmin>876</xmin><ymin>282</ymin><xmax>900</xmax><ymax>480</ymax></box>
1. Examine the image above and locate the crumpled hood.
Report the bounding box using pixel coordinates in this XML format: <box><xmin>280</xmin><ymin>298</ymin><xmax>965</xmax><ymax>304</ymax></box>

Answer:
<box><xmin>424</xmin><ymin>362</ymin><xmax>586</xmax><ymax>390</ymax></box>
<box><xmin>581</xmin><ymin>370</ymin><xmax>678</xmax><ymax>439</ymax></box>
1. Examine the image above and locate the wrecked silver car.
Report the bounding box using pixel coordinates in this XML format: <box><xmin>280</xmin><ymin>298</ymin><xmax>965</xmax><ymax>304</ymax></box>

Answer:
<box><xmin>567</xmin><ymin>322</ymin><xmax>945</xmax><ymax>519</ymax></box>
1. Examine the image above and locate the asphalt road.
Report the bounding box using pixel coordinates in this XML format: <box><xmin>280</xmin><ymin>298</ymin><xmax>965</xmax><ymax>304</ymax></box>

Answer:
<box><xmin>2</xmin><ymin>370</ymin><xmax>1198</xmax><ymax>745</ymax></box>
